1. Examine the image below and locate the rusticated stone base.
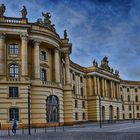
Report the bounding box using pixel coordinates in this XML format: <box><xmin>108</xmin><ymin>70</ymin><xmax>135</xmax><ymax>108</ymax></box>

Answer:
<box><xmin>0</xmin><ymin>122</ymin><xmax>65</xmax><ymax>130</ymax></box>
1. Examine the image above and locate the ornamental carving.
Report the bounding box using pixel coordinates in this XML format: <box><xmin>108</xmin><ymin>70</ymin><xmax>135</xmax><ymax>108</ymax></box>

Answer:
<box><xmin>35</xmin><ymin>12</ymin><xmax>56</xmax><ymax>32</ymax></box>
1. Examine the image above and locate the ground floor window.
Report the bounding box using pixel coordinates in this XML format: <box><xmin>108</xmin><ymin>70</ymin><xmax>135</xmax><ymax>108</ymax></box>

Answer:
<box><xmin>9</xmin><ymin>108</ymin><xmax>19</xmax><ymax>121</ymax></box>
<box><xmin>82</xmin><ymin>112</ymin><xmax>85</xmax><ymax>120</ymax></box>
<box><xmin>137</xmin><ymin>113</ymin><xmax>139</xmax><ymax>118</ymax></box>
<box><xmin>123</xmin><ymin>114</ymin><xmax>125</xmax><ymax>119</ymax></box>
<box><xmin>46</xmin><ymin>95</ymin><xmax>59</xmax><ymax>122</ymax></box>
<box><xmin>129</xmin><ymin>113</ymin><xmax>132</xmax><ymax>119</ymax></box>
<box><xmin>9</xmin><ymin>87</ymin><xmax>18</xmax><ymax>97</ymax></box>
<box><xmin>75</xmin><ymin>112</ymin><xmax>78</xmax><ymax>120</ymax></box>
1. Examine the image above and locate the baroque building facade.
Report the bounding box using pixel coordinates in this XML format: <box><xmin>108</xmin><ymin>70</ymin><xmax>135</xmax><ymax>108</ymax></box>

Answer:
<box><xmin>0</xmin><ymin>5</ymin><xmax>139</xmax><ymax>129</ymax></box>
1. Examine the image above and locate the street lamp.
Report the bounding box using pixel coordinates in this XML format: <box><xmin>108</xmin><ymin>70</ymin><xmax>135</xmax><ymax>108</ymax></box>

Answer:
<box><xmin>99</xmin><ymin>96</ymin><xmax>102</xmax><ymax>128</ymax></box>
<box><xmin>28</xmin><ymin>86</ymin><xmax>31</xmax><ymax>135</ymax></box>
<box><xmin>133</xmin><ymin>101</ymin><xmax>135</xmax><ymax>124</ymax></box>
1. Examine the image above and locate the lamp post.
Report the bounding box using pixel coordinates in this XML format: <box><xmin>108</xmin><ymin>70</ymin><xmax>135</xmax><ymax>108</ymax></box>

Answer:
<box><xmin>99</xmin><ymin>96</ymin><xmax>102</xmax><ymax>128</ymax></box>
<box><xmin>28</xmin><ymin>86</ymin><xmax>31</xmax><ymax>135</ymax></box>
<box><xmin>133</xmin><ymin>101</ymin><xmax>135</xmax><ymax>124</ymax></box>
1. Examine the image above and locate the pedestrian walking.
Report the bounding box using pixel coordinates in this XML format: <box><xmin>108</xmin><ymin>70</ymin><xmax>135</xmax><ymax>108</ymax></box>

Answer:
<box><xmin>12</xmin><ymin>119</ymin><xmax>18</xmax><ymax>135</ymax></box>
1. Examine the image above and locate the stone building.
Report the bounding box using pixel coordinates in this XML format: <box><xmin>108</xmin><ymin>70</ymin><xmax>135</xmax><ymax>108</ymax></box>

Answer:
<box><xmin>0</xmin><ymin>5</ymin><xmax>139</xmax><ymax>129</ymax></box>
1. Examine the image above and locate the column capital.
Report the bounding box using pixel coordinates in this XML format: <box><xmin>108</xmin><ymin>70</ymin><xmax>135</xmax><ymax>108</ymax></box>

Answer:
<box><xmin>34</xmin><ymin>39</ymin><xmax>41</xmax><ymax>46</ymax></box>
<box><xmin>0</xmin><ymin>32</ymin><xmax>6</xmax><ymax>39</ymax></box>
<box><xmin>20</xmin><ymin>34</ymin><xmax>28</xmax><ymax>41</ymax></box>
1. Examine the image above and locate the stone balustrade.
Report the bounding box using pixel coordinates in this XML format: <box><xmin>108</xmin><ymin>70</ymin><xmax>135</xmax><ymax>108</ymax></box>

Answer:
<box><xmin>0</xmin><ymin>17</ymin><xmax>28</xmax><ymax>24</ymax></box>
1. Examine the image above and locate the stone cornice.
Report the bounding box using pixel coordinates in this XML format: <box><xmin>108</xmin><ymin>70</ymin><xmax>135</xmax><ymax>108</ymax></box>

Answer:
<box><xmin>121</xmin><ymin>80</ymin><xmax>140</xmax><ymax>86</ymax></box>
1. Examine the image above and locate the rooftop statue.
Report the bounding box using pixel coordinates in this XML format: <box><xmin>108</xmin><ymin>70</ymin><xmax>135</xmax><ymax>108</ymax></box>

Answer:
<box><xmin>64</xmin><ymin>29</ymin><xmax>67</xmax><ymax>39</ymax></box>
<box><xmin>115</xmin><ymin>70</ymin><xmax>119</xmax><ymax>75</ymax></box>
<box><xmin>93</xmin><ymin>59</ymin><xmax>98</xmax><ymax>67</ymax></box>
<box><xmin>0</xmin><ymin>4</ymin><xmax>6</xmax><ymax>17</ymax></box>
<box><xmin>42</xmin><ymin>12</ymin><xmax>51</xmax><ymax>26</ymax></box>
<box><xmin>20</xmin><ymin>6</ymin><xmax>27</xmax><ymax>18</ymax></box>
<box><xmin>100</xmin><ymin>56</ymin><xmax>110</xmax><ymax>71</ymax></box>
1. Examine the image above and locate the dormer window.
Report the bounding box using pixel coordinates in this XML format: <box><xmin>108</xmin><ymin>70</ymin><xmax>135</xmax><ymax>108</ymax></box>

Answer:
<box><xmin>40</xmin><ymin>50</ymin><xmax>46</xmax><ymax>61</ymax></box>
<box><xmin>9</xmin><ymin>44</ymin><xmax>19</xmax><ymax>55</ymax></box>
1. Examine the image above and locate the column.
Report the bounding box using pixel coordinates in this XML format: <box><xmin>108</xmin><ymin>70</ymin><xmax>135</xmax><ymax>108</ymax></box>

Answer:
<box><xmin>88</xmin><ymin>77</ymin><xmax>92</xmax><ymax>96</ymax></box>
<box><xmin>0</xmin><ymin>33</ymin><xmax>5</xmax><ymax>76</ymax></box>
<box><xmin>34</xmin><ymin>40</ymin><xmax>40</xmax><ymax>79</ymax></box>
<box><xmin>110</xmin><ymin>81</ymin><xmax>113</xmax><ymax>98</ymax></box>
<box><xmin>93</xmin><ymin>76</ymin><xmax>97</xmax><ymax>95</ymax></box>
<box><xmin>102</xmin><ymin>78</ymin><xmax>105</xmax><ymax>97</ymax></box>
<box><xmin>54</xmin><ymin>48</ymin><xmax>60</xmax><ymax>83</ymax></box>
<box><xmin>97</xmin><ymin>77</ymin><xmax>100</xmax><ymax>96</ymax></box>
<box><xmin>21</xmin><ymin>34</ymin><xmax>28</xmax><ymax>76</ymax></box>
<box><xmin>104</xmin><ymin>79</ymin><xmax>107</xmax><ymax>97</ymax></box>
<box><xmin>65</xmin><ymin>53</ymin><xmax>71</xmax><ymax>84</ymax></box>
<box><xmin>117</xmin><ymin>83</ymin><xmax>120</xmax><ymax>99</ymax></box>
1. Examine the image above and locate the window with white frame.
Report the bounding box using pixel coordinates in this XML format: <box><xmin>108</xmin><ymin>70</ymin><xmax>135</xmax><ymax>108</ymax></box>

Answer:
<box><xmin>40</xmin><ymin>69</ymin><xmax>47</xmax><ymax>81</ymax></box>
<box><xmin>9</xmin><ymin>44</ymin><xmax>19</xmax><ymax>55</ymax></box>
<box><xmin>9</xmin><ymin>64</ymin><xmax>19</xmax><ymax>78</ymax></box>
<box><xmin>9</xmin><ymin>87</ymin><xmax>18</xmax><ymax>97</ymax></box>
<box><xmin>9</xmin><ymin>108</ymin><xmax>19</xmax><ymax>121</ymax></box>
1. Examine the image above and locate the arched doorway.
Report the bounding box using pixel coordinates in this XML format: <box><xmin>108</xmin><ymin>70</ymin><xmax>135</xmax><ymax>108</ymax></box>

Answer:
<box><xmin>46</xmin><ymin>95</ymin><xmax>59</xmax><ymax>122</ymax></box>
<box><xmin>109</xmin><ymin>105</ymin><xmax>113</xmax><ymax>122</ymax></box>
<box><xmin>102</xmin><ymin>106</ymin><xmax>105</xmax><ymax>123</ymax></box>
<box><xmin>117</xmin><ymin>107</ymin><xmax>119</xmax><ymax>120</ymax></box>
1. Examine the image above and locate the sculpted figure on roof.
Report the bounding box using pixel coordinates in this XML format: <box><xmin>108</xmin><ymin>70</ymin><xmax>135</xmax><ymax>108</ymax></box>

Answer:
<box><xmin>64</xmin><ymin>30</ymin><xmax>67</xmax><ymax>39</ymax></box>
<box><xmin>42</xmin><ymin>12</ymin><xmax>51</xmax><ymax>25</ymax></box>
<box><xmin>21</xmin><ymin>6</ymin><xmax>27</xmax><ymax>18</ymax></box>
<box><xmin>100</xmin><ymin>56</ymin><xmax>110</xmax><ymax>71</ymax></box>
<box><xmin>0</xmin><ymin>4</ymin><xmax>6</xmax><ymax>17</ymax></box>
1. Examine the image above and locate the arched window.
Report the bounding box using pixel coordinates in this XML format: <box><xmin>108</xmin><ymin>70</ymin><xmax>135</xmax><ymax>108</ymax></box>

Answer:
<box><xmin>128</xmin><ymin>95</ymin><xmax>130</xmax><ymax>102</ymax></box>
<box><xmin>9</xmin><ymin>64</ymin><xmax>19</xmax><ymax>78</ymax></box>
<box><xmin>102</xmin><ymin>106</ymin><xmax>105</xmax><ymax>122</ymax></box>
<box><xmin>109</xmin><ymin>105</ymin><xmax>113</xmax><ymax>121</ymax></box>
<box><xmin>46</xmin><ymin>95</ymin><xmax>59</xmax><ymax>122</ymax></box>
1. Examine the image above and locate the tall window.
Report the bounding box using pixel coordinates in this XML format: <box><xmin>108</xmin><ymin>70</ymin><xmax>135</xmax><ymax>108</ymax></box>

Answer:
<box><xmin>10</xmin><ymin>64</ymin><xmax>19</xmax><ymax>78</ymax></box>
<box><xmin>73</xmin><ymin>85</ymin><xmax>75</xmax><ymax>95</ymax></box>
<box><xmin>46</xmin><ymin>95</ymin><xmax>59</xmax><ymax>122</ymax></box>
<box><xmin>40</xmin><ymin>51</ymin><xmax>46</xmax><ymax>61</ymax></box>
<box><xmin>127</xmin><ymin>88</ymin><xmax>130</xmax><ymax>92</ymax></box>
<box><xmin>128</xmin><ymin>95</ymin><xmax>130</xmax><ymax>102</ymax></box>
<box><xmin>9</xmin><ymin>44</ymin><xmax>19</xmax><ymax>55</ymax></box>
<box><xmin>129</xmin><ymin>105</ymin><xmax>131</xmax><ymax>111</ymax></box>
<box><xmin>75</xmin><ymin>112</ymin><xmax>78</xmax><ymax>120</ymax></box>
<box><xmin>9</xmin><ymin>87</ymin><xmax>18</xmax><ymax>97</ymax></box>
<box><xmin>135</xmin><ymin>95</ymin><xmax>138</xmax><ymax>102</ymax></box>
<box><xmin>9</xmin><ymin>108</ymin><xmax>19</xmax><ymax>121</ymax></box>
<box><xmin>137</xmin><ymin>105</ymin><xmax>139</xmax><ymax>110</ymax></box>
<box><xmin>41</xmin><ymin>69</ymin><xmax>47</xmax><ymax>81</ymax></box>
<box><xmin>82</xmin><ymin>101</ymin><xmax>85</xmax><ymax>108</ymax></box>
<box><xmin>82</xmin><ymin>112</ymin><xmax>85</xmax><ymax>120</ymax></box>
<box><xmin>129</xmin><ymin>113</ymin><xmax>132</xmax><ymax>119</ymax></box>
<box><xmin>72</xmin><ymin>73</ymin><xmax>75</xmax><ymax>80</ymax></box>
<box><xmin>80</xmin><ymin>77</ymin><xmax>83</xmax><ymax>83</ymax></box>
<box><xmin>135</xmin><ymin>88</ymin><xmax>138</xmax><ymax>92</ymax></box>
<box><xmin>75</xmin><ymin>100</ymin><xmax>78</xmax><ymax>108</ymax></box>
<box><xmin>81</xmin><ymin>87</ymin><xmax>83</xmax><ymax>96</ymax></box>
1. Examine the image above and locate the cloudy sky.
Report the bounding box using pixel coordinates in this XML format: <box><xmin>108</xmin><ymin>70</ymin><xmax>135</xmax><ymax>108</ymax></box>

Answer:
<box><xmin>0</xmin><ymin>0</ymin><xmax>140</xmax><ymax>80</ymax></box>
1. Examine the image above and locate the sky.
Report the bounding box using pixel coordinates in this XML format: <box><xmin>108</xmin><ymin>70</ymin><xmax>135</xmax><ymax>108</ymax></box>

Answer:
<box><xmin>0</xmin><ymin>0</ymin><xmax>140</xmax><ymax>80</ymax></box>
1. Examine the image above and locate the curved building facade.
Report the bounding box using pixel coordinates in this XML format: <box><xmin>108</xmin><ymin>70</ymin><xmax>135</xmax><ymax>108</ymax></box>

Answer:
<box><xmin>0</xmin><ymin>7</ymin><xmax>139</xmax><ymax>129</ymax></box>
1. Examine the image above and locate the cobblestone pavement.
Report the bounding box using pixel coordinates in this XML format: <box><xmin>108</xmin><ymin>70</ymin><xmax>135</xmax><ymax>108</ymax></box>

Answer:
<box><xmin>0</xmin><ymin>121</ymin><xmax>140</xmax><ymax>140</ymax></box>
